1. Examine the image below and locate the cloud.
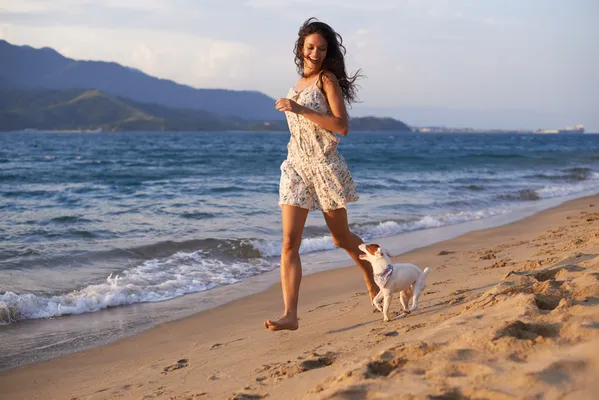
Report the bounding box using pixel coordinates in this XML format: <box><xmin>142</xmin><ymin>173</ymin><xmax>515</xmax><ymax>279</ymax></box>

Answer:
<box><xmin>0</xmin><ymin>23</ymin><xmax>257</xmax><ymax>90</ymax></box>
<box><xmin>244</xmin><ymin>0</ymin><xmax>400</xmax><ymax>11</ymax></box>
<box><xmin>0</xmin><ymin>0</ymin><xmax>596</xmax><ymax>130</ymax></box>
<box><xmin>87</xmin><ymin>0</ymin><xmax>172</xmax><ymax>10</ymax></box>
<box><xmin>192</xmin><ymin>41</ymin><xmax>253</xmax><ymax>81</ymax></box>
<box><xmin>350</xmin><ymin>28</ymin><xmax>369</xmax><ymax>49</ymax></box>
<box><xmin>131</xmin><ymin>44</ymin><xmax>155</xmax><ymax>73</ymax></box>
<box><xmin>0</xmin><ymin>0</ymin><xmax>60</xmax><ymax>13</ymax></box>
<box><xmin>0</xmin><ymin>0</ymin><xmax>171</xmax><ymax>13</ymax></box>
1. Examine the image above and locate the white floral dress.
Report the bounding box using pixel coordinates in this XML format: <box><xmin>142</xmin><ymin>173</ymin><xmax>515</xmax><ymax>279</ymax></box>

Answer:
<box><xmin>278</xmin><ymin>78</ymin><xmax>359</xmax><ymax>212</ymax></box>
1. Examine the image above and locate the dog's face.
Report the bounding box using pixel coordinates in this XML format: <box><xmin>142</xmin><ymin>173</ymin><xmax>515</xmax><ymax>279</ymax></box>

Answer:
<box><xmin>358</xmin><ymin>243</ymin><xmax>384</xmax><ymax>261</ymax></box>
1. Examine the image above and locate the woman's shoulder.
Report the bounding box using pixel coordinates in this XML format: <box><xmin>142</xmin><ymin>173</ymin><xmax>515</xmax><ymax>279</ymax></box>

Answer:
<box><xmin>320</xmin><ymin>70</ymin><xmax>338</xmax><ymax>84</ymax></box>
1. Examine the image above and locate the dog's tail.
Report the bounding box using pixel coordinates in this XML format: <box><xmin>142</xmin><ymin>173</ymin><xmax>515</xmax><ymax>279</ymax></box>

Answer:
<box><xmin>416</xmin><ymin>267</ymin><xmax>431</xmax><ymax>289</ymax></box>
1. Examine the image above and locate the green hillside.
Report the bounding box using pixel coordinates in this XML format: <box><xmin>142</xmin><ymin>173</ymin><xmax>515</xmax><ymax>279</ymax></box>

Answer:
<box><xmin>0</xmin><ymin>88</ymin><xmax>238</xmax><ymax>131</ymax></box>
<box><xmin>0</xmin><ymin>88</ymin><xmax>412</xmax><ymax>132</ymax></box>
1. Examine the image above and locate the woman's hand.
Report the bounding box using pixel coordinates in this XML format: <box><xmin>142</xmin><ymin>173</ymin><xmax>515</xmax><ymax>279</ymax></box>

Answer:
<box><xmin>275</xmin><ymin>98</ymin><xmax>304</xmax><ymax>114</ymax></box>
<box><xmin>274</xmin><ymin>72</ymin><xmax>349</xmax><ymax>135</ymax></box>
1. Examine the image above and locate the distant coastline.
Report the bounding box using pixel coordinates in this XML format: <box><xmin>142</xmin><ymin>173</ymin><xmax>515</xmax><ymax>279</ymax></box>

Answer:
<box><xmin>415</xmin><ymin>124</ymin><xmax>587</xmax><ymax>134</ymax></box>
<box><xmin>0</xmin><ymin>88</ymin><xmax>413</xmax><ymax>133</ymax></box>
<box><xmin>2</xmin><ymin>40</ymin><xmax>593</xmax><ymax>135</ymax></box>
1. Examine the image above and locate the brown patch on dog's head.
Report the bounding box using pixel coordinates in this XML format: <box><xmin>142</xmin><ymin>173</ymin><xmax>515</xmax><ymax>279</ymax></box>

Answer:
<box><xmin>365</xmin><ymin>244</ymin><xmax>381</xmax><ymax>256</ymax></box>
<box><xmin>359</xmin><ymin>243</ymin><xmax>385</xmax><ymax>261</ymax></box>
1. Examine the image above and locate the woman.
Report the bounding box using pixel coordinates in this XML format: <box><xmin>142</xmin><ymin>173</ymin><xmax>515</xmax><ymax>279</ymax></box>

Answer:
<box><xmin>265</xmin><ymin>18</ymin><xmax>378</xmax><ymax>332</ymax></box>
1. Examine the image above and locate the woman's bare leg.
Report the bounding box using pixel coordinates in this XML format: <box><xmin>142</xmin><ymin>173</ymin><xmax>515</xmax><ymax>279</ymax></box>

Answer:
<box><xmin>322</xmin><ymin>207</ymin><xmax>379</xmax><ymax>302</ymax></box>
<box><xmin>264</xmin><ymin>205</ymin><xmax>309</xmax><ymax>331</ymax></box>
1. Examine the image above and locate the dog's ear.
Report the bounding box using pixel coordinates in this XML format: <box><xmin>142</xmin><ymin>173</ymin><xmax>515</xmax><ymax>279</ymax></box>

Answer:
<box><xmin>374</xmin><ymin>247</ymin><xmax>382</xmax><ymax>258</ymax></box>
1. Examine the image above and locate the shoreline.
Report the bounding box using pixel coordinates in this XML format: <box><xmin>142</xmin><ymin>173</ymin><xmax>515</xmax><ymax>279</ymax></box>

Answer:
<box><xmin>2</xmin><ymin>190</ymin><xmax>597</xmax><ymax>372</ymax></box>
<box><xmin>1</xmin><ymin>194</ymin><xmax>598</xmax><ymax>399</ymax></box>
<box><xmin>5</xmin><ymin>129</ymin><xmax>599</xmax><ymax>134</ymax></box>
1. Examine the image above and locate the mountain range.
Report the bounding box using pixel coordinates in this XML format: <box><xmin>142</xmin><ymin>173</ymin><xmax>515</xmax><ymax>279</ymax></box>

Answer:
<box><xmin>0</xmin><ymin>40</ymin><xmax>411</xmax><ymax>132</ymax></box>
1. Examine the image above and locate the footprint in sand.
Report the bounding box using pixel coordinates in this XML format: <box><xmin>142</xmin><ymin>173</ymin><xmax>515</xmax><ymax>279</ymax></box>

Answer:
<box><xmin>533</xmin><ymin>265</ymin><xmax>583</xmax><ymax>282</ymax></box>
<box><xmin>428</xmin><ymin>388</ymin><xmax>468</xmax><ymax>399</ymax></box>
<box><xmin>321</xmin><ymin>342</ymin><xmax>441</xmax><ymax>395</ymax></box>
<box><xmin>404</xmin><ymin>323</ymin><xmax>427</xmax><ymax>332</ymax></box>
<box><xmin>375</xmin><ymin>343</ymin><xmax>440</xmax><ymax>379</ymax></box>
<box><xmin>169</xmin><ymin>393</ymin><xmax>208</xmax><ymax>399</ymax></box>
<box><xmin>327</xmin><ymin>386</ymin><xmax>369</xmax><ymax>398</ymax></box>
<box><xmin>331</xmin><ymin>353</ymin><xmax>407</xmax><ymax>383</ymax></box>
<box><xmin>493</xmin><ymin>320</ymin><xmax>560</xmax><ymax>341</ymax></box>
<box><xmin>528</xmin><ymin>359</ymin><xmax>587</xmax><ymax>385</ymax></box>
<box><xmin>298</xmin><ymin>354</ymin><xmax>336</xmax><ymax>371</ymax></box>
<box><xmin>254</xmin><ymin>352</ymin><xmax>337</xmax><ymax>382</ymax></box>
<box><xmin>478</xmin><ymin>250</ymin><xmax>497</xmax><ymax>260</ymax></box>
<box><xmin>230</xmin><ymin>394</ymin><xmax>265</xmax><ymax>400</ymax></box>
<box><xmin>162</xmin><ymin>359</ymin><xmax>189</xmax><ymax>374</ymax></box>
<box><xmin>534</xmin><ymin>294</ymin><xmax>562</xmax><ymax>311</ymax></box>
<box><xmin>450</xmin><ymin>348</ymin><xmax>477</xmax><ymax>361</ymax></box>
<box><xmin>364</xmin><ymin>358</ymin><xmax>406</xmax><ymax>378</ymax></box>
<box><xmin>444</xmin><ymin>362</ymin><xmax>495</xmax><ymax>378</ymax></box>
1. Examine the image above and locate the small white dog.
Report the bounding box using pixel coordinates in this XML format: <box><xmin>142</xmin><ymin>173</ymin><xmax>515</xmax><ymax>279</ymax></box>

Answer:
<box><xmin>359</xmin><ymin>243</ymin><xmax>431</xmax><ymax>322</ymax></box>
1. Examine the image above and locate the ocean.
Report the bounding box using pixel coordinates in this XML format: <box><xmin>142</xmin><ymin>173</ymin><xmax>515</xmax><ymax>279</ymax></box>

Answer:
<box><xmin>1</xmin><ymin>131</ymin><xmax>598</xmax><ymax>368</ymax></box>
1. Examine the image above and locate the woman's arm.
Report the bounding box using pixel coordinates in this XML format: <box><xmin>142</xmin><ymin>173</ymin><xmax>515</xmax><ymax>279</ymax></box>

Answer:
<box><xmin>275</xmin><ymin>72</ymin><xmax>350</xmax><ymax>136</ymax></box>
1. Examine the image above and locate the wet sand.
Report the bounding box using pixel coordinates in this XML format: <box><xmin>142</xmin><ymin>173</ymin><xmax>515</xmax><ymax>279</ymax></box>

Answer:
<box><xmin>1</xmin><ymin>195</ymin><xmax>598</xmax><ymax>399</ymax></box>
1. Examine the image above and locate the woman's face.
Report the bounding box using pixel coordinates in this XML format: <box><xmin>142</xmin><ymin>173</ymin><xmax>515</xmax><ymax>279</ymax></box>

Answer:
<box><xmin>303</xmin><ymin>33</ymin><xmax>327</xmax><ymax>72</ymax></box>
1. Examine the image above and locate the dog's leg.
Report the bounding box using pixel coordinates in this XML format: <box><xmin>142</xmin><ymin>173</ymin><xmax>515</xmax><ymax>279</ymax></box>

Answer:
<box><xmin>372</xmin><ymin>290</ymin><xmax>384</xmax><ymax>313</ymax></box>
<box><xmin>409</xmin><ymin>277</ymin><xmax>427</xmax><ymax>312</ymax></box>
<box><xmin>399</xmin><ymin>291</ymin><xmax>409</xmax><ymax>312</ymax></box>
<box><xmin>395</xmin><ymin>289</ymin><xmax>413</xmax><ymax>319</ymax></box>
<box><xmin>409</xmin><ymin>295</ymin><xmax>419</xmax><ymax>312</ymax></box>
<box><xmin>409</xmin><ymin>285</ymin><xmax>423</xmax><ymax>312</ymax></box>
<box><xmin>382</xmin><ymin>290</ymin><xmax>392</xmax><ymax>322</ymax></box>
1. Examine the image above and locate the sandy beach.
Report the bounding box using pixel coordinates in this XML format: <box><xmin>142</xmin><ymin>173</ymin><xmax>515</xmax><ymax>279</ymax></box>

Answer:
<box><xmin>1</xmin><ymin>195</ymin><xmax>598</xmax><ymax>399</ymax></box>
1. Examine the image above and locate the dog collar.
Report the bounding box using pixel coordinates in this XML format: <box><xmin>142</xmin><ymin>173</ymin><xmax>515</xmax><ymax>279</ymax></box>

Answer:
<box><xmin>374</xmin><ymin>264</ymin><xmax>394</xmax><ymax>288</ymax></box>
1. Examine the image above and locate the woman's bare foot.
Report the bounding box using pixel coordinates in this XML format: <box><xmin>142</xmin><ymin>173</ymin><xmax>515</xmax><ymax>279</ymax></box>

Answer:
<box><xmin>264</xmin><ymin>314</ymin><xmax>299</xmax><ymax>331</ymax></box>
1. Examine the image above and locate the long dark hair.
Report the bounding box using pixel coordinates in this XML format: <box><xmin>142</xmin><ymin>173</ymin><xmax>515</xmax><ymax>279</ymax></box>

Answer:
<box><xmin>294</xmin><ymin>17</ymin><xmax>362</xmax><ymax>104</ymax></box>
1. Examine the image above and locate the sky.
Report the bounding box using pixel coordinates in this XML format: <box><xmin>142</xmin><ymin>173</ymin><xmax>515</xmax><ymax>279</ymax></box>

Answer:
<box><xmin>1</xmin><ymin>0</ymin><xmax>598</xmax><ymax>131</ymax></box>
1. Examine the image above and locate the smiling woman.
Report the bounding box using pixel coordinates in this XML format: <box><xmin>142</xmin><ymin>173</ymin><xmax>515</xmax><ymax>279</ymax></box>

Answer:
<box><xmin>266</xmin><ymin>18</ymin><xmax>375</xmax><ymax>332</ymax></box>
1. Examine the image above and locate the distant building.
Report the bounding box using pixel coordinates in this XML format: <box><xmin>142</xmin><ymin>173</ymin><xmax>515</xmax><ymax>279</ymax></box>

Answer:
<box><xmin>558</xmin><ymin>125</ymin><xmax>585</xmax><ymax>134</ymax></box>
<box><xmin>536</xmin><ymin>125</ymin><xmax>584</xmax><ymax>134</ymax></box>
